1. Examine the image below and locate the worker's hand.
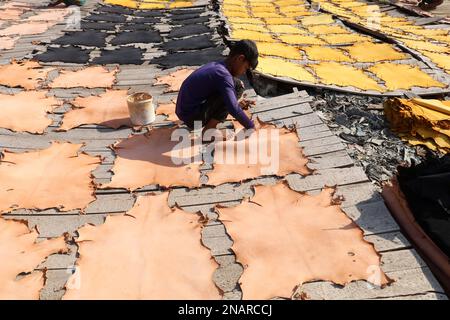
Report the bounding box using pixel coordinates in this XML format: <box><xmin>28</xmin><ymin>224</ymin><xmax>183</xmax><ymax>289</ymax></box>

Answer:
<box><xmin>252</xmin><ymin>119</ymin><xmax>262</xmax><ymax>130</ymax></box>
<box><xmin>239</xmin><ymin>98</ymin><xmax>255</xmax><ymax>110</ymax></box>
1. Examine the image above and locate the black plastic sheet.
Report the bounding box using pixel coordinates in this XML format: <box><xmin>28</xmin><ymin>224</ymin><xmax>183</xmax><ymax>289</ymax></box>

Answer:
<box><xmin>398</xmin><ymin>155</ymin><xmax>450</xmax><ymax>257</ymax></box>
<box><xmin>35</xmin><ymin>46</ymin><xmax>92</xmax><ymax>63</ymax></box>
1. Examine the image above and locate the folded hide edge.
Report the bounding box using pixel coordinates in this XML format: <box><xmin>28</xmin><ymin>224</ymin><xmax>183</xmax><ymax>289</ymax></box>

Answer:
<box><xmin>382</xmin><ymin>179</ymin><xmax>450</xmax><ymax>296</ymax></box>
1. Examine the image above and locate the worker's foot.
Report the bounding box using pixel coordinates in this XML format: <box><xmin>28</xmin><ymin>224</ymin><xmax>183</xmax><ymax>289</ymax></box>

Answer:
<box><xmin>238</xmin><ymin>98</ymin><xmax>255</xmax><ymax>110</ymax></box>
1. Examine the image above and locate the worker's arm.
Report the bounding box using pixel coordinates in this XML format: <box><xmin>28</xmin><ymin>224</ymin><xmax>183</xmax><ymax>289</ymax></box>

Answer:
<box><xmin>218</xmin><ymin>77</ymin><xmax>255</xmax><ymax>129</ymax></box>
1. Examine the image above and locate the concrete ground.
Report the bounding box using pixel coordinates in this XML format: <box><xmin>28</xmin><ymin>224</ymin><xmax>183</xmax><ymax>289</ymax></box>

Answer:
<box><xmin>0</xmin><ymin>0</ymin><xmax>448</xmax><ymax>300</ymax></box>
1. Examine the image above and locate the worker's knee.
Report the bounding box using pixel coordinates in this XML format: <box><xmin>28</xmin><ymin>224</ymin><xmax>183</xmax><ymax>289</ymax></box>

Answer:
<box><xmin>205</xmin><ymin>103</ymin><xmax>228</xmax><ymax>123</ymax></box>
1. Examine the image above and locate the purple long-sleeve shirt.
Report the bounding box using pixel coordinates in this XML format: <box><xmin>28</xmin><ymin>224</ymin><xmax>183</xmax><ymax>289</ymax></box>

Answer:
<box><xmin>175</xmin><ymin>61</ymin><xmax>254</xmax><ymax>129</ymax></box>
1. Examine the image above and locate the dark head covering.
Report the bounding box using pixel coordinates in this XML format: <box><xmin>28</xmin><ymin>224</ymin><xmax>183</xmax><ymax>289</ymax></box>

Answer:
<box><xmin>230</xmin><ymin>39</ymin><xmax>259</xmax><ymax>70</ymax></box>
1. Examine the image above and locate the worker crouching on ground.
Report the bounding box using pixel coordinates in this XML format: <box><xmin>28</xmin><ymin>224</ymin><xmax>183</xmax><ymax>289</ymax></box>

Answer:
<box><xmin>176</xmin><ymin>39</ymin><xmax>258</xmax><ymax>139</ymax></box>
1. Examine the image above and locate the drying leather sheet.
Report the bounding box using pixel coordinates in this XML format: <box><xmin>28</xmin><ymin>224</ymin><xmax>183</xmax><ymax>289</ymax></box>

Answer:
<box><xmin>132</xmin><ymin>17</ymin><xmax>160</xmax><ymax>24</ymax></box>
<box><xmin>0</xmin><ymin>8</ymin><xmax>24</xmax><ymax>20</ymax></box>
<box><xmin>162</xmin><ymin>35</ymin><xmax>215</xmax><ymax>51</ymax></box>
<box><xmin>139</xmin><ymin>2</ymin><xmax>165</xmax><ymax>10</ymax></box>
<box><xmin>0</xmin><ymin>218</ymin><xmax>67</xmax><ymax>299</ymax></box>
<box><xmin>134</xmin><ymin>9</ymin><xmax>165</xmax><ymax>17</ymax></box>
<box><xmin>85</xmin><ymin>13</ymin><xmax>127</xmax><ymax>23</ymax></box>
<box><xmin>412</xmin><ymin>99</ymin><xmax>450</xmax><ymax>116</ymax></box>
<box><xmin>0</xmin><ymin>142</ymin><xmax>101</xmax><ymax>214</ymax></box>
<box><xmin>279</xmin><ymin>34</ymin><xmax>326</xmax><ymax>45</ymax></box>
<box><xmin>231</xmin><ymin>29</ymin><xmax>275</xmax><ymax>42</ymax></box>
<box><xmin>396</xmin><ymin>26</ymin><xmax>448</xmax><ymax>37</ymax></box>
<box><xmin>306</xmin><ymin>24</ymin><xmax>349</xmax><ymax>34</ymax></box>
<box><xmin>311</xmin><ymin>62</ymin><xmax>382</xmax><ymax>91</ymax></box>
<box><xmin>267</xmin><ymin>24</ymin><xmax>306</xmax><ymax>34</ymax></box>
<box><xmin>92</xmin><ymin>47</ymin><xmax>144</xmax><ymax>65</ymax></box>
<box><xmin>152</xmin><ymin>47</ymin><xmax>225</xmax><ymax>68</ymax></box>
<box><xmin>104</xmin><ymin>0</ymin><xmax>138</xmax><ymax>8</ymax></box>
<box><xmin>384</xmin><ymin>98</ymin><xmax>450</xmax><ymax>152</ymax></box>
<box><xmin>206</xmin><ymin>122</ymin><xmax>311</xmax><ymax>185</ymax></box>
<box><xmin>427</xmin><ymin>35</ymin><xmax>450</xmax><ymax>46</ymax></box>
<box><xmin>54</xmin><ymin>30</ymin><xmax>107</xmax><ymax>47</ymax></box>
<box><xmin>156</xmin><ymin>102</ymin><xmax>177</xmax><ymax>121</ymax></box>
<box><xmin>265</xmin><ymin>17</ymin><xmax>299</xmax><ymax>25</ymax></box>
<box><xmin>256</xmin><ymin>41</ymin><xmax>303</xmax><ymax>60</ymax></box>
<box><xmin>368</xmin><ymin>63</ymin><xmax>447</xmax><ymax>90</ymax></box>
<box><xmin>49</xmin><ymin>66</ymin><xmax>117</xmax><ymax>88</ymax></box>
<box><xmin>402</xmin><ymin>39</ymin><xmax>450</xmax><ymax>54</ymax></box>
<box><xmin>218</xmin><ymin>183</ymin><xmax>391</xmax><ymax>299</ymax></box>
<box><xmin>1</xmin><ymin>1</ymin><xmax>32</xmax><ymax>10</ymax></box>
<box><xmin>35</xmin><ymin>46</ymin><xmax>92</xmax><ymax>64</ymax></box>
<box><xmin>102</xmin><ymin>127</ymin><xmax>202</xmax><ymax>190</ymax></box>
<box><xmin>63</xmin><ymin>193</ymin><xmax>220</xmax><ymax>300</ymax></box>
<box><xmin>0</xmin><ymin>36</ymin><xmax>19</xmax><ymax>50</ymax></box>
<box><xmin>96</xmin><ymin>4</ymin><xmax>133</xmax><ymax>15</ymax></box>
<box><xmin>0</xmin><ymin>22</ymin><xmax>51</xmax><ymax>36</ymax></box>
<box><xmin>59</xmin><ymin>90</ymin><xmax>131</xmax><ymax>131</ymax></box>
<box><xmin>170</xmin><ymin>13</ymin><xmax>202</xmax><ymax>21</ymax></box>
<box><xmin>80</xmin><ymin>22</ymin><xmax>117</xmax><ymax>31</ymax></box>
<box><xmin>344</xmin><ymin>42</ymin><xmax>407</xmax><ymax>62</ymax></box>
<box><xmin>168</xmin><ymin>24</ymin><xmax>209</xmax><ymax>38</ymax></box>
<box><xmin>119</xmin><ymin>23</ymin><xmax>152</xmax><ymax>31</ymax></box>
<box><xmin>0</xmin><ymin>91</ymin><xmax>61</xmax><ymax>133</ymax></box>
<box><xmin>319</xmin><ymin>33</ymin><xmax>370</xmax><ymax>45</ymax></box>
<box><xmin>169</xmin><ymin>1</ymin><xmax>195</xmax><ymax>8</ymax></box>
<box><xmin>257</xmin><ymin>56</ymin><xmax>316</xmax><ymax>83</ymax></box>
<box><xmin>420</xmin><ymin>51</ymin><xmax>450</xmax><ymax>73</ymax></box>
<box><xmin>153</xmin><ymin>68</ymin><xmax>195</xmax><ymax>93</ymax></box>
<box><xmin>228</xmin><ymin>17</ymin><xmax>264</xmax><ymax>24</ymax></box>
<box><xmin>171</xmin><ymin>8</ymin><xmax>204</xmax><ymax>15</ymax></box>
<box><xmin>26</xmin><ymin>9</ymin><xmax>69</xmax><ymax>22</ymax></box>
<box><xmin>110</xmin><ymin>30</ymin><xmax>162</xmax><ymax>45</ymax></box>
<box><xmin>302</xmin><ymin>46</ymin><xmax>353</xmax><ymax>62</ymax></box>
<box><xmin>0</xmin><ymin>60</ymin><xmax>54</xmax><ymax>90</ymax></box>
<box><xmin>173</xmin><ymin>16</ymin><xmax>210</xmax><ymax>25</ymax></box>
<box><xmin>231</xmin><ymin>24</ymin><xmax>270</xmax><ymax>33</ymax></box>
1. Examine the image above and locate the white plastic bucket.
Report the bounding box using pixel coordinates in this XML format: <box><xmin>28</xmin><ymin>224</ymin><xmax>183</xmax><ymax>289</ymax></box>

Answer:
<box><xmin>127</xmin><ymin>92</ymin><xmax>155</xmax><ymax>126</ymax></box>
